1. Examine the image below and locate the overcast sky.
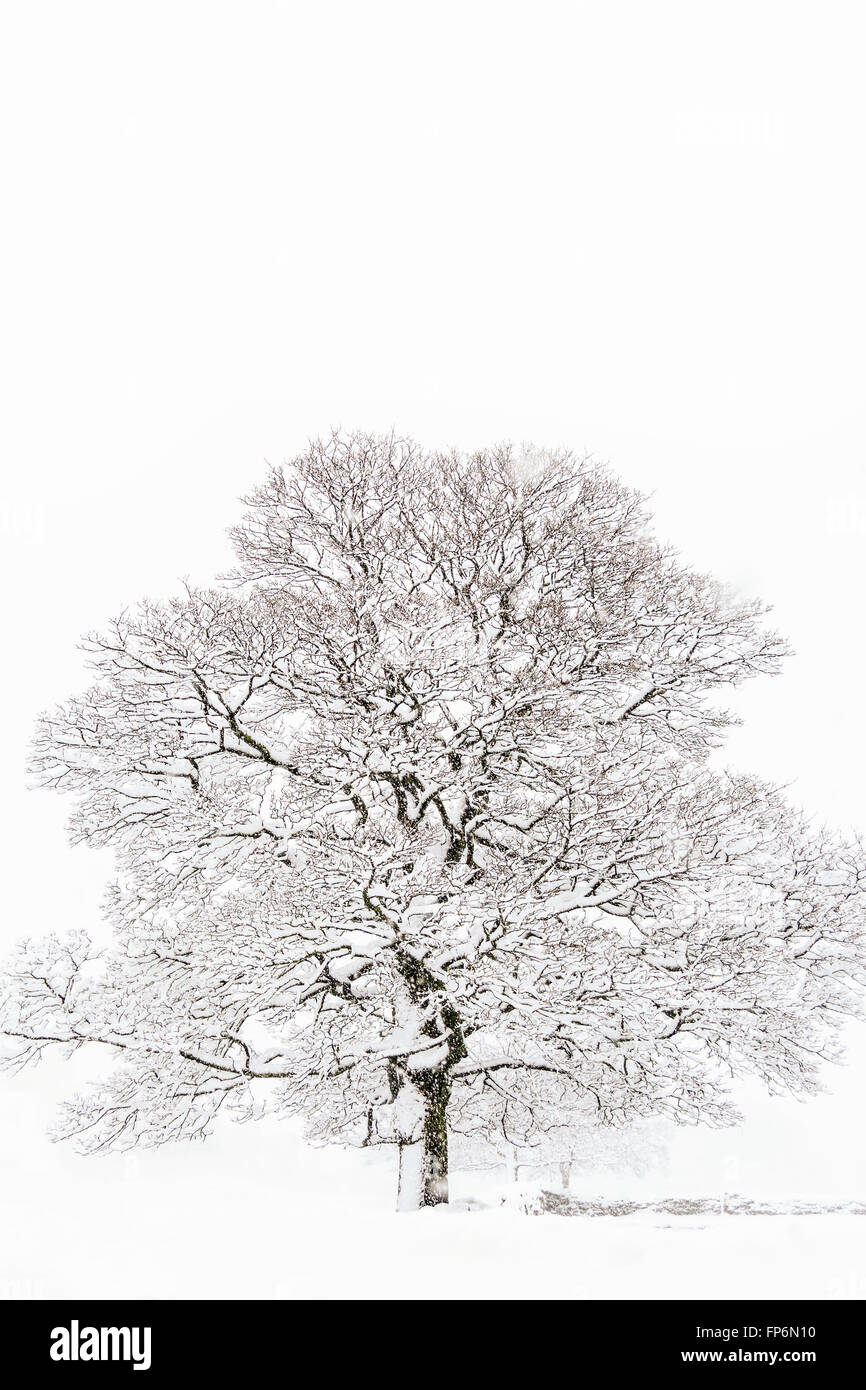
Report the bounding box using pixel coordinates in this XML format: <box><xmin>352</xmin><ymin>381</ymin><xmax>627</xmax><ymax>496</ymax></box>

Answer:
<box><xmin>1</xmin><ymin>3</ymin><xmax>865</xmax><ymax>1260</ymax></box>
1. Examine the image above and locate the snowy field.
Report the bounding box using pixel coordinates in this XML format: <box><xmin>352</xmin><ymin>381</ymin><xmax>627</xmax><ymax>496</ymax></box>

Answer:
<box><xmin>3</xmin><ymin>1047</ymin><xmax>866</xmax><ymax>1301</ymax></box>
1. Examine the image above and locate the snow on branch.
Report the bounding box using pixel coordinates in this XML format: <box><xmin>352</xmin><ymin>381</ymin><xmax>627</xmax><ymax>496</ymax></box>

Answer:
<box><xmin>4</xmin><ymin>432</ymin><xmax>865</xmax><ymax>1205</ymax></box>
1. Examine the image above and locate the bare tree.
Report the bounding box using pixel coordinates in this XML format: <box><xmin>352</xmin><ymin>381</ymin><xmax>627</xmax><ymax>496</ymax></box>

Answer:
<box><xmin>3</xmin><ymin>432</ymin><xmax>865</xmax><ymax>1208</ymax></box>
<box><xmin>449</xmin><ymin>1079</ymin><xmax>668</xmax><ymax>1193</ymax></box>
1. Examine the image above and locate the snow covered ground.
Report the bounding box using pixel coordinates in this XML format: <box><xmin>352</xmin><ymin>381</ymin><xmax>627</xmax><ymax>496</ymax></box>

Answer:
<box><xmin>3</xmin><ymin>1042</ymin><xmax>866</xmax><ymax>1301</ymax></box>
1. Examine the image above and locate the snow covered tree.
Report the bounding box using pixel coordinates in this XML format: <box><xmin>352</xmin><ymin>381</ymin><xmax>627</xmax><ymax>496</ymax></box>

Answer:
<box><xmin>3</xmin><ymin>430</ymin><xmax>865</xmax><ymax>1209</ymax></box>
<box><xmin>448</xmin><ymin>1072</ymin><xmax>668</xmax><ymax>1192</ymax></box>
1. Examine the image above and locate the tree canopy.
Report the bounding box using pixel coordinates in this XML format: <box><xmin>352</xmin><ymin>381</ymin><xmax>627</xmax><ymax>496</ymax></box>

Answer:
<box><xmin>3</xmin><ymin>432</ymin><xmax>864</xmax><ymax>1207</ymax></box>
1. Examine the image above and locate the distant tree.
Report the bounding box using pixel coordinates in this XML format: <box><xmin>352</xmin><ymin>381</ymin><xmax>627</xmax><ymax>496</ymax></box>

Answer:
<box><xmin>448</xmin><ymin>1078</ymin><xmax>668</xmax><ymax>1192</ymax></box>
<box><xmin>3</xmin><ymin>431</ymin><xmax>864</xmax><ymax>1209</ymax></box>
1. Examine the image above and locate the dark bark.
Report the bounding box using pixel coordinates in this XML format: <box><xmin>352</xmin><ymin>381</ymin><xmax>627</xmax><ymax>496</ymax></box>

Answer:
<box><xmin>418</xmin><ymin>1070</ymin><xmax>450</xmax><ymax>1206</ymax></box>
<box><xmin>395</xmin><ymin>1072</ymin><xmax>452</xmax><ymax>1209</ymax></box>
<box><xmin>390</xmin><ymin>948</ymin><xmax>466</xmax><ymax>1209</ymax></box>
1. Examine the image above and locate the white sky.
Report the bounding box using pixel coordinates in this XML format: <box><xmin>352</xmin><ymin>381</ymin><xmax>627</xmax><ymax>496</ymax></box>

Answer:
<box><xmin>1</xmin><ymin>2</ymin><xmax>865</xmax><ymax>1286</ymax></box>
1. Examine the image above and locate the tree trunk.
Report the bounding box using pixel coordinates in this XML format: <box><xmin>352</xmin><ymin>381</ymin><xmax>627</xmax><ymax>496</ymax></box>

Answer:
<box><xmin>396</xmin><ymin>1072</ymin><xmax>450</xmax><ymax>1210</ymax></box>
<box><xmin>559</xmin><ymin>1161</ymin><xmax>571</xmax><ymax>1191</ymax></box>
